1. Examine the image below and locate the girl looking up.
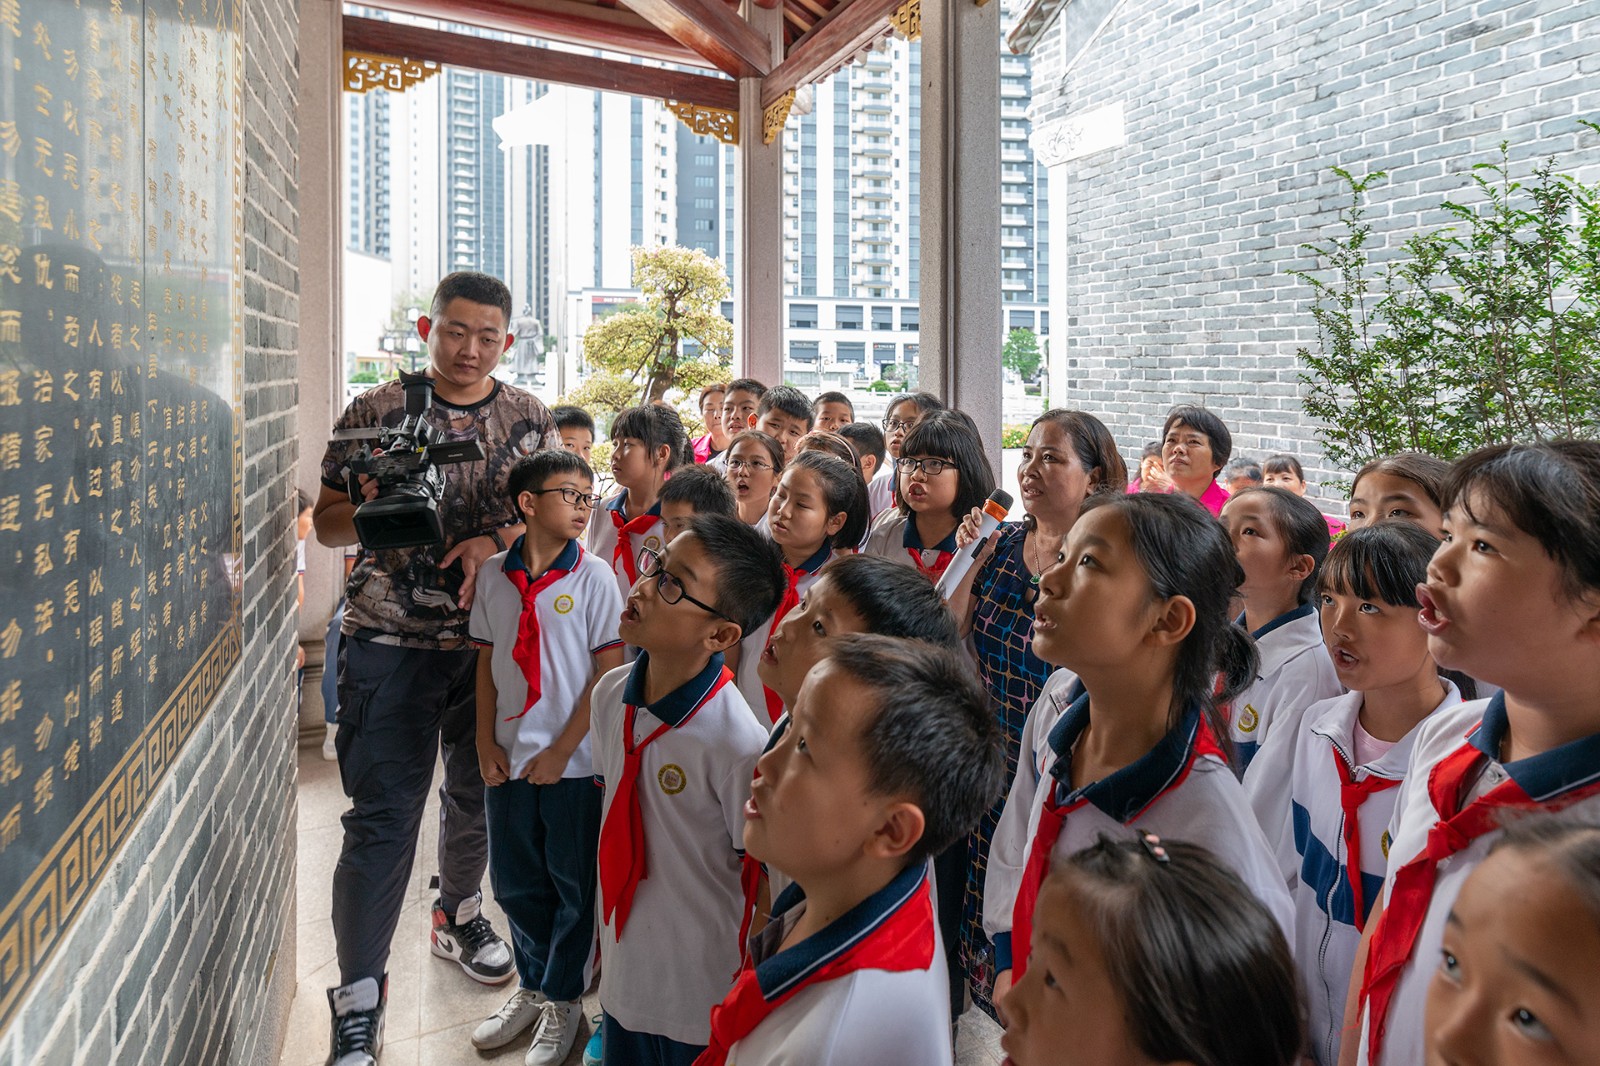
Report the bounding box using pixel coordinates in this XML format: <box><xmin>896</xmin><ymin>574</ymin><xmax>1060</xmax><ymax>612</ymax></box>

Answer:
<box><xmin>723</xmin><ymin>429</ymin><xmax>783</xmax><ymax>530</ymax></box>
<box><xmin>1346</xmin><ymin>452</ymin><xmax>1449</xmax><ymax>534</ymax></box>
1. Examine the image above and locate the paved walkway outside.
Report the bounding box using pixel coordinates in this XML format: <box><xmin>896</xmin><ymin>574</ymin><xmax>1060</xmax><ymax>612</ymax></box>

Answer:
<box><xmin>281</xmin><ymin>742</ymin><xmax>1005</xmax><ymax>1065</ymax></box>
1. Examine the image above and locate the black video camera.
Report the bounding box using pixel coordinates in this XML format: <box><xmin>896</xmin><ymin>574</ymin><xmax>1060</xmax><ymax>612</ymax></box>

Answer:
<box><xmin>333</xmin><ymin>372</ymin><xmax>485</xmax><ymax>550</ymax></box>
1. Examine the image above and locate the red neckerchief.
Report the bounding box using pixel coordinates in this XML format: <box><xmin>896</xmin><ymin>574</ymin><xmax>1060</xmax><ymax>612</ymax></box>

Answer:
<box><xmin>1359</xmin><ymin>736</ymin><xmax>1600</xmax><ymax>1062</ymax></box>
<box><xmin>758</xmin><ymin>549</ymin><xmax>831</xmax><ymax>724</ymax></box>
<box><xmin>906</xmin><ymin>547</ymin><xmax>953</xmax><ymax>581</ymax></box>
<box><xmin>611</xmin><ymin>502</ymin><xmax>659</xmax><ymax>586</ymax></box>
<box><xmin>1010</xmin><ymin>711</ymin><xmax>1226</xmax><ymax>980</ymax></box>
<box><xmin>1331</xmin><ymin>744</ymin><xmax>1400</xmax><ymax>932</ymax></box>
<box><xmin>503</xmin><ymin>546</ymin><xmax>580</xmax><ymax>720</ymax></box>
<box><xmin>694</xmin><ymin>871</ymin><xmax>936</xmax><ymax>1066</ymax></box>
<box><xmin>598</xmin><ymin>667</ymin><xmax>732</xmax><ymax>937</ymax></box>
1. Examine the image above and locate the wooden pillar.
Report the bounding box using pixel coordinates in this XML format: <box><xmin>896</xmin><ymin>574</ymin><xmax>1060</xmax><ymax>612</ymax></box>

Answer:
<box><xmin>919</xmin><ymin>0</ymin><xmax>1002</xmax><ymax>471</ymax></box>
<box><xmin>734</xmin><ymin>0</ymin><xmax>786</xmax><ymax>386</ymax></box>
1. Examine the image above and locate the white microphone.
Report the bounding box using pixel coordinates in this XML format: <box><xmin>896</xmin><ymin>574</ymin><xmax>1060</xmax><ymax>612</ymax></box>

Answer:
<box><xmin>935</xmin><ymin>489</ymin><xmax>1014</xmax><ymax>600</ymax></box>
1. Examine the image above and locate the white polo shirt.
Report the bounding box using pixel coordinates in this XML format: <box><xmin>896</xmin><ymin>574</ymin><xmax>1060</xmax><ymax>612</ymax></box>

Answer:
<box><xmin>721</xmin><ymin>863</ymin><xmax>953</xmax><ymax>1066</ymax></box>
<box><xmin>866</xmin><ymin>463</ymin><xmax>896</xmax><ymax>524</ymax></box>
<box><xmin>733</xmin><ymin>545</ymin><xmax>834</xmax><ymax>723</ymax></box>
<box><xmin>983</xmin><ymin>683</ymin><xmax>1295</xmax><ymax>973</ymax></box>
<box><xmin>468</xmin><ymin>538</ymin><xmax>624</xmax><ymax>780</ymax></box>
<box><xmin>586</xmin><ymin>489</ymin><xmax>666</xmax><ymax>606</ymax></box>
<box><xmin>591</xmin><ymin>652</ymin><xmax>770</xmax><ymax>1046</ymax></box>
<box><xmin>860</xmin><ymin>510</ymin><xmax>958</xmax><ymax>581</ymax></box>
<box><xmin>1356</xmin><ymin>695</ymin><xmax>1600</xmax><ymax>1066</ymax></box>
<box><xmin>1247</xmin><ymin>682</ymin><xmax>1460</xmax><ymax>1066</ymax></box>
<box><xmin>1228</xmin><ymin>604</ymin><xmax>1344</xmax><ymax>774</ymax></box>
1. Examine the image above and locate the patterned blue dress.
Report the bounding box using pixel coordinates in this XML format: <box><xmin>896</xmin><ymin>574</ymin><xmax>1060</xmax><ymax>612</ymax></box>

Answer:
<box><xmin>961</xmin><ymin>521</ymin><xmax>1053</xmax><ymax>1017</ymax></box>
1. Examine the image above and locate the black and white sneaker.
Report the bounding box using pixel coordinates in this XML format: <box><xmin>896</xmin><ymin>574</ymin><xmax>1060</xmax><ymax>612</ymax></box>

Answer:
<box><xmin>325</xmin><ymin>975</ymin><xmax>386</xmax><ymax>1066</ymax></box>
<box><xmin>430</xmin><ymin>894</ymin><xmax>514</xmax><ymax>984</ymax></box>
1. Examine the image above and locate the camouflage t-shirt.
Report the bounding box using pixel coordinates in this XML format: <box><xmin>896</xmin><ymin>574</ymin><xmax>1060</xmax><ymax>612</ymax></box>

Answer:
<box><xmin>320</xmin><ymin>378</ymin><xmax>559</xmax><ymax>649</ymax></box>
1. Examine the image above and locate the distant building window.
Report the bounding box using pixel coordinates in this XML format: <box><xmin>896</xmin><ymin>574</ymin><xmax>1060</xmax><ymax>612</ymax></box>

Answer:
<box><xmin>873</xmin><ymin>343</ymin><xmax>896</xmax><ymax>364</ymax></box>
<box><xmin>790</xmin><ymin>340</ymin><xmax>820</xmax><ymax>363</ymax></box>
<box><xmin>694</xmin><ymin>197</ymin><xmax>715</xmax><ymax>209</ymax></box>
<box><xmin>696</xmin><ymin>154</ymin><xmax>716</xmax><ymax>166</ymax></box>
<box><xmin>693</xmin><ymin>219</ymin><xmax>713</xmax><ymax>231</ymax></box>
<box><xmin>836</xmin><ymin>305</ymin><xmax>863</xmax><ymax>330</ymax></box>
<box><xmin>789</xmin><ymin>303</ymin><xmax>819</xmax><ymax>329</ymax></box>
<box><xmin>900</xmin><ymin>307</ymin><xmax>919</xmax><ymax>331</ymax></box>
<box><xmin>1008</xmin><ymin>310</ymin><xmax>1036</xmax><ymax>331</ymax></box>
<box><xmin>836</xmin><ymin>341</ymin><xmax>866</xmax><ymax>363</ymax></box>
<box><xmin>871</xmin><ymin>306</ymin><xmax>893</xmax><ymax>330</ymax></box>
<box><xmin>695</xmin><ymin>175</ymin><xmax>715</xmax><ymax>188</ymax></box>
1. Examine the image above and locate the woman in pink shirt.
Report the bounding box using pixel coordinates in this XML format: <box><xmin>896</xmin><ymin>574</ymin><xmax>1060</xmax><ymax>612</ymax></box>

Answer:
<box><xmin>1160</xmin><ymin>404</ymin><xmax>1233</xmax><ymax>516</ymax></box>
<box><xmin>690</xmin><ymin>382</ymin><xmax>730</xmax><ymax>464</ymax></box>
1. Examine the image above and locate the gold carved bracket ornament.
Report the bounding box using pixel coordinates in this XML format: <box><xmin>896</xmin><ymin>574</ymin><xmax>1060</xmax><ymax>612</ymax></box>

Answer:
<box><xmin>344</xmin><ymin>51</ymin><xmax>442</xmax><ymax>94</ymax></box>
<box><xmin>890</xmin><ymin>0</ymin><xmax>921</xmax><ymax>40</ymax></box>
<box><xmin>763</xmin><ymin>90</ymin><xmax>796</xmax><ymax>146</ymax></box>
<box><xmin>666</xmin><ymin>101</ymin><xmax>739</xmax><ymax>146</ymax></box>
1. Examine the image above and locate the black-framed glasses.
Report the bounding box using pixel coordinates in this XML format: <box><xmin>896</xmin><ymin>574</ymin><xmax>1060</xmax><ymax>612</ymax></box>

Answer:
<box><xmin>727</xmin><ymin>457</ymin><xmax>772</xmax><ymax>473</ymax></box>
<box><xmin>882</xmin><ymin>417</ymin><xmax>916</xmax><ymax>433</ymax></box>
<box><xmin>529</xmin><ymin>487</ymin><xmax>603</xmax><ymax>508</ymax></box>
<box><xmin>637</xmin><ymin>547</ymin><xmax>735</xmax><ymax>622</ymax></box>
<box><xmin>896</xmin><ymin>456</ymin><xmax>958</xmax><ymax>477</ymax></box>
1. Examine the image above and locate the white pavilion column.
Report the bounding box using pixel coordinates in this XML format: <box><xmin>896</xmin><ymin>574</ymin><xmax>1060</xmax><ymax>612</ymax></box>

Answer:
<box><xmin>919</xmin><ymin>0</ymin><xmax>1002</xmax><ymax>472</ymax></box>
<box><xmin>734</xmin><ymin>1</ymin><xmax>785</xmax><ymax>385</ymax></box>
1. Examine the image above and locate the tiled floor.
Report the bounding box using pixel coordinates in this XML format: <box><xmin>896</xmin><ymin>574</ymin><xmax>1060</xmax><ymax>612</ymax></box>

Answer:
<box><xmin>280</xmin><ymin>741</ymin><xmax>1006</xmax><ymax>1066</ymax></box>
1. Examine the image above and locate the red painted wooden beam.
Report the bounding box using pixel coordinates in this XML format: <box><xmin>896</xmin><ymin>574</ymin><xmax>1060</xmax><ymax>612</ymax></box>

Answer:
<box><xmin>620</xmin><ymin>0</ymin><xmax>777</xmax><ymax>78</ymax></box>
<box><xmin>762</xmin><ymin>0</ymin><xmax>899</xmax><ymax>108</ymax></box>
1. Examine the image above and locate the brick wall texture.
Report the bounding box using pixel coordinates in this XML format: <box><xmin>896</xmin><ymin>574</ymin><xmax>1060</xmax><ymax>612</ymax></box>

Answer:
<box><xmin>0</xmin><ymin>2</ymin><xmax>302</xmax><ymax>1064</ymax></box>
<box><xmin>1032</xmin><ymin>0</ymin><xmax>1600</xmax><ymax>506</ymax></box>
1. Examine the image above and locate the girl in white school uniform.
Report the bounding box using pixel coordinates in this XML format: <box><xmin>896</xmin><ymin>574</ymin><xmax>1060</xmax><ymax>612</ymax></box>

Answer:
<box><xmin>1346</xmin><ymin>442</ymin><xmax>1600</xmax><ymax>1066</ymax></box>
<box><xmin>862</xmin><ymin>412</ymin><xmax>994</xmax><ymax>583</ymax></box>
<box><xmin>730</xmin><ymin>451</ymin><xmax>868</xmax><ymax>724</ymax></box>
<box><xmin>982</xmin><ymin>492</ymin><xmax>1294</xmax><ymax>1006</ymax></box>
<box><xmin>723</xmin><ymin>429</ymin><xmax>784</xmax><ymax>530</ymax></box>
<box><xmin>1245</xmin><ymin>522</ymin><xmax>1463</xmax><ymax>1065</ymax></box>
<box><xmin>1220</xmin><ymin>486</ymin><xmax>1345</xmax><ymax>772</ymax></box>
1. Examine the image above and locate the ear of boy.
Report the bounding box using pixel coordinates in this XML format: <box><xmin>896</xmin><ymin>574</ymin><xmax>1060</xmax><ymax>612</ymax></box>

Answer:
<box><xmin>866</xmin><ymin>801</ymin><xmax>926</xmax><ymax>863</ymax></box>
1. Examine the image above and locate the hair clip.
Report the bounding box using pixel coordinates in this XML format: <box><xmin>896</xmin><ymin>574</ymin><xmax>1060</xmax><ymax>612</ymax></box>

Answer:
<box><xmin>1138</xmin><ymin>830</ymin><xmax>1171</xmax><ymax>865</ymax></box>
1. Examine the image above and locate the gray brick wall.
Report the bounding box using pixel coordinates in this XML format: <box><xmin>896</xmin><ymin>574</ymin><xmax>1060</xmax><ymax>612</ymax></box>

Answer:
<box><xmin>1032</xmin><ymin>0</ymin><xmax>1600</xmax><ymax>506</ymax></box>
<box><xmin>0</xmin><ymin>1</ymin><xmax>301</xmax><ymax>1063</ymax></box>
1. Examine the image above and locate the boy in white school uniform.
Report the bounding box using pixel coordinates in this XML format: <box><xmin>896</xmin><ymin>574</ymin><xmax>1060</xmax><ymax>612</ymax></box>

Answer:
<box><xmin>467</xmin><ymin>450</ymin><xmax>626</xmax><ymax>1065</ymax></box>
<box><xmin>586</xmin><ymin>404</ymin><xmax>687</xmax><ymax>609</ymax></box>
<box><xmin>699</xmin><ymin>636</ymin><xmax>1006</xmax><ymax>1066</ymax></box>
<box><xmin>590</xmin><ymin>515</ymin><xmax>787</xmax><ymax>1066</ymax></box>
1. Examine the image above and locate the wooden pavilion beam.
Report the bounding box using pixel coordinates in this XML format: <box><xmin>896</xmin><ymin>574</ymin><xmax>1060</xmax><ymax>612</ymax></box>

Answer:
<box><xmin>344</xmin><ymin>15</ymin><xmax>741</xmax><ymax>111</ymax></box>
<box><xmin>358</xmin><ymin>0</ymin><xmax>711</xmax><ymax>69</ymax></box>
<box><xmin>761</xmin><ymin>0</ymin><xmax>901</xmax><ymax>109</ymax></box>
<box><xmin>620</xmin><ymin>0</ymin><xmax>777</xmax><ymax>79</ymax></box>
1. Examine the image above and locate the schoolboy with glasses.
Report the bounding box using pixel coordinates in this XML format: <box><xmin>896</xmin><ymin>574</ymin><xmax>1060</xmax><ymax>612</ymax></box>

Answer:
<box><xmin>467</xmin><ymin>450</ymin><xmax>626</xmax><ymax>1064</ymax></box>
<box><xmin>589</xmin><ymin>515</ymin><xmax>787</xmax><ymax>1066</ymax></box>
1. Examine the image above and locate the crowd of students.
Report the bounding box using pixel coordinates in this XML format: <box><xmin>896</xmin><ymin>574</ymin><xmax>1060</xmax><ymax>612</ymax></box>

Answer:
<box><xmin>378</xmin><ymin>362</ymin><xmax>1600</xmax><ymax>1066</ymax></box>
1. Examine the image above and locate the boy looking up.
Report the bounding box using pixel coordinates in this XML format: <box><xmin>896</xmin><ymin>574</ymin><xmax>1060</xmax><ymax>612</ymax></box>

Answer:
<box><xmin>659</xmin><ymin>465</ymin><xmax>738</xmax><ymax>540</ymax></box>
<box><xmin>467</xmin><ymin>450</ymin><xmax>625</xmax><ymax>1064</ymax></box>
<box><xmin>702</xmin><ymin>635</ymin><xmax>1005</xmax><ymax>1066</ymax></box>
<box><xmin>753</xmin><ymin>386</ymin><xmax>814</xmax><ymax>462</ymax></box>
<box><xmin>551</xmin><ymin>405</ymin><xmax>596</xmax><ymax>463</ymax></box>
<box><xmin>812</xmin><ymin>391</ymin><xmax>855</xmax><ymax>434</ymax></box>
<box><xmin>587</xmin><ymin>404</ymin><xmax>687</xmax><ymax>606</ymax></box>
<box><xmin>592</xmin><ymin>516</ymin><xmax>787</xmax><ymax>1065</ymax></box>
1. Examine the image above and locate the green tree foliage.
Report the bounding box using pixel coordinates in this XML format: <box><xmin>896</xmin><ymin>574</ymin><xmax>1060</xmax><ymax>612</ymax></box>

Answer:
<box><xmin>1002</xmin><ymin>328</ymin><xmax>1042</xmax><ymax>381</ymax></box>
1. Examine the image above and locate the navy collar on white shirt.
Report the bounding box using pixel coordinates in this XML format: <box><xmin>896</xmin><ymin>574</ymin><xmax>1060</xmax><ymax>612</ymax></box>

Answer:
<box><xmin>1236</xmin><ymin>602</ymin><xmax>1317</xmax><ymax>641</ymax></box>
<box><xmin>901</xmin><ymin>517</ymin><xmax>958</xmax><ymax>554</ymax></box>
<box><xmin>1045</xmin><ymin>689</ymin><xmax>1207</xmax><ymax>822</ymax></box>
<box><xmin>1467</xmin><ymin>691</ymin><xmax>1600</xmax><ymax>802</ymax></box>
<box><xmin>605</xmin><ymin>490</ymin><xmax>662</xmax><ymax>519</ymax></box>
<box><xmin>502</xmin><ymin>536</ymin><xmax>579</xmax><ymax>579</ymax></box>
<box><xmin>622</xmin><ymin>650</ymin><xmax>727</xmax><ymax>727</ymax></box>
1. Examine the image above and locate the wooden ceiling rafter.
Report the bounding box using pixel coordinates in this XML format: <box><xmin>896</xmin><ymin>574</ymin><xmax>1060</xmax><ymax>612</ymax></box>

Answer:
<box><xmin>619</xmin><ymin>0</ymin><xmax>776</xmax><ymax>78</ymax></box>
<box><xmin>761</xmin><ymin>0</ymin><xmax>902</xmax><ymax>109</ymax></box>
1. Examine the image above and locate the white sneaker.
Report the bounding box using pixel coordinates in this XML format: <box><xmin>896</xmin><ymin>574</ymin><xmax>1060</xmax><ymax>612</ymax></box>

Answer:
<box><xmin>322</xmin><ymin>723</ymin><xmax>338</xmax><ymax>761</ymax></box>
<box><xmin>472</xmin><ymin>987</ymin><xmax>544</xmax><ymax>1050</ymax></box>
<box><xmin>525</xmin><ymin>999</ymin><xmax>582</xmax><ymax>1066</ymax></box>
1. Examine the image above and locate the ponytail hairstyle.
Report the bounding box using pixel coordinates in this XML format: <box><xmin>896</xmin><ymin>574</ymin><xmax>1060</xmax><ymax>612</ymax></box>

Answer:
<box><xmin>788</xmin><ymin>450</ymin><xmax>870</xmax><ymax>550</ymax></box>
<box><xmin>612</xmin><ymin>403</ymin><xmax>689</xmax><ymax>472</ymax></box>
<box><xmin>797</xmin><ymin>430</ymin><xmax>863</xmax><ymax>478</ymax></box>
<box><xmin>896</xmin><ymin>411</ymin><xmax>996</xmax><ymax>520</ymax></box>
<box><xmin>1231</xmin><ymin>486</ymin><xmax>1331</xmax><ymax>605</ymax></box>
<box><xmin>1080</xmin><ymin>492</ymin><xmax>1259</xmax><ymax>753</ymax></box>
<box><xmin>727</xmin><ymin>428</ymin><xmax>785</xmax><ymax>476</ymax></box>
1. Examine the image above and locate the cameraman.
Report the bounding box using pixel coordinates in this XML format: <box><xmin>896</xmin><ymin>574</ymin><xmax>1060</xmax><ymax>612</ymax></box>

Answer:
<box><xmin>313</xmin><ymin>272</ymin><xmax>559</xmax><ymax>1059</ymax></box>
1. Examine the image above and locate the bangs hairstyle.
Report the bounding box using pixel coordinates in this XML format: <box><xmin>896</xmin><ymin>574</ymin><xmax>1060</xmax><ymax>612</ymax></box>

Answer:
<box><xmin>508</xmin><ymin>449</ymin><xmax>594</xmax><ymax>522</ymax></box>
<box><xmin>818</xmin><ymin>555</ymin><xmax>959</xmax><ymax>647</ymax></box>
<box><xmin>430</xmin><ymin>270</ymin><xmax>512</xmax><ymax>324</ymax></box>
<box><xmin>1319</xmin><ymin>520</ymin><xmax>1440</xmax><ymax>608</ymax></box>
<box><xmin>1030</xmin><ymin>409</ymin><xmax>1129</xmax><ymax>495</ymax></box>
<box><xmin>683</xmin><ymin>514</ymin><xmax>786</xmax><ymax>637</ymax></box>
<box><xmin>757</xmin><ymin>385</ymin><xmax>815</xmax><ymax>427</ymax></box>
<box><xmin>551</xmin><ymin>404</ymin><xmax>595</xmax><ymax>435</ymax></box>
<box><xmin>1231</xmin><ymin>487</ymin><xmax>1332</xmax><ymax>605</ymax></box>
<box><xmin>823</xmin><ymin>635</ymin><xmax>1005</xmax><ymax>864</ymax></box>
<box><xmin>659</xmin><ymin>464</ymin><xmax>737</xmax><ymax>518</ymax></box>
<box><xmin>797</xmin><ymin>430</ymin><xmax>863</xmax><ymax>477</ymax></box>
<box><xmin>726</xmin><ymin>377</ymin><xmax>768</xmax><ymax>400</ymax></box>
<box><xmin>1352</xmin><ymin>452</ymin><xmax>1450</xmax><ymax>511</ymax></box>
<box><xmin>886</xmin><ymin>391</ymin><xmax>945</xmax><ymax>419</ymax></box>
<box><xmin>812</xmin><ymin>391</ymin><xmax>854</xmax><ymax>415</ymax></box>
<box><xmin>1261</xmin><ymin>453</ymin><xmax>1304</xmax><ymax>480</ymax></box>
<box><xmin>1080</xmin><ymin>493</ymin><xmax>1259</xmax><ymax>754</ymax></box>
<box><xmin>1490</xmin><ymin>814</ymin><xmax>1600</xmax><ymax>926</ymax></box>
<box><xmin>788</xmin><ymin>450</ymin><xmax>870</xmax><ymax>549</ymax></box>
<box><xmin>727</xmin><ymin>429</ymin><xmax>785</xmax><ymax>474</ymax></box>
<box><xmin>611</xmin><ymin>404</ymin><xmax>689</xmax><ymax>472</ymax></box>
<box><xmin>1058</xmin><ymin>836</ymin><xmax>1304</xmax><ymax>1066</ymax></box>
<box><xmin>838</xmin><ymin>421</ymin><xmax>886</xmax><ymax>466</ymax></box>
<box><xmin>1443</xmin><ymin>441</ymin><xmax>1600</xmax><ymax>603</ymax></box>
<box><xmin>896</xmin><ymin>411</ymin><xmax>996</xmax><ymax>519</ymax></box>
<box><xmin>1162</xmin><ymin>404</ymin><xmax>1234</xmax><ymax>472</ymax></box>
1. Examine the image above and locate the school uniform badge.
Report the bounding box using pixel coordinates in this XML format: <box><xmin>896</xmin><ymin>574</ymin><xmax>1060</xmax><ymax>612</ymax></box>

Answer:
<box><xmin>554</xmin><ymin>594</ymin><xmax>575</xmax><ymax>614</ymax></box>
<box><xmin>658</xmin><ymin>763</ymin><xmax>687</xmax><ymax>795</ymax></box>
<box><xmin>644</xmin><ymin>534</ymin><xmax>662</xmax><ymax>553</ymax></box>
<box><xmin>1238</xmin><ymin>704</ymin><xmax>1260</xmax><ymax>733</ymax></box>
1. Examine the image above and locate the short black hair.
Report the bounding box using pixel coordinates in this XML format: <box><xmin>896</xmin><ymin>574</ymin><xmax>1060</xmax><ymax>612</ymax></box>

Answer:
<box><xmin>896</xmin><ymin>411</ymin><xmax>996</xmax><ymax>520</ymax></box>
<box><xmin>1231</xmin><ymin>486</ymin><xmax>1331</xmax><ymax>605</ymax></box>
<box><xmin>660</xmin><ymin>464</ymin><xmax>737</xmax><ymax>518</ymax></box>
<box><xmin>1142</xmin><ymin>440</ymin><xmax>1163</xmax><ymax>460</ymax></box>
<box><xmin>727</xmin><ymin>429</ymin><xmax>785</xmax><ymax>474</ymax></box>
<box><xmin>1162</xmin><ymin>404</ymin><xmax>1234</xmax><ymax>474</ymax></box>
<box><xmin>788</xmin><ymin>451</ymin><xmax>870</xmax><ymax>549</ymax></box>
<box><xmin>682</xmin><ymin>514</ymin><xmax>786</xmax><ymax>637</ymax></box>
<box><xmin>757</xmin><ymin>385</ymin><xmax>814</xmax><ymax>428</ymax></box>
<box><xmin>1353</xmin><ymin>452</ymin><xmax>1451</xmax><ymax>511</ymax></box>
<box><xmin>1261</xmin><ymin>453</ymin><xmax>1304</xmax><ymax>481</ymax></box>
<box><xmin>837</xmin><ymin>422</ymin><xmax>886</xmax><ymax>467</ymax></box>
<box><xmin>1319</xmin><ymin>519</ymin><xmax>1439</xmax><ymax>607</ymax></box>
<box><xmin>819</xmin><ymin>555</ymin><xmax>959</xmax><ymax>646</ymax></box>
<box><xmin>813</xmin><ymin>391</ymin><xmax>854</xmax><ymax>415</ymax></box>
<box><xmin>726</xmin><ymin>377</ymin><xmax>768</xmax><ymax>400</ymax></box>
<box><xmin>1445</xmin><ymin>441</ymin><xmax>1600</xmax><ymax>604</ymax></box>
<box><xmin>507</xmin><ymin>449</ymin><xmax>594</xmax><ymax>522</ymax></box>
<box><xmin>885</xmin><ymin>391</ymin><xmax>944</xmax><ymax>420</ymax></box>
<box><xmin>822</xmin><ymin>635</ymin><xmax>1005</xmax><ymax>865</ymax></box>
<box><xmin>1224</xmin><ymin>459</ymin><xmax>1264</xmax><ymax>485</ymax></box>
<box><xmin>430</xmin><ymin>271</ymin><xmax>512</xmax><ymax>325</ymax></box>
<box><xmin>1057</xmin><ymin>835</ymin><xmax>1304</xmax><ymax>1066</ymax></box>
<box><xmin>611</xmin><ymin>404</ymin><xmax>688</xmax><ymax>472</ymax></box>
<box><xmin>551</xmin><ymin>405</ymin><xmax>595</xmax><ymax>435</ymax></box>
